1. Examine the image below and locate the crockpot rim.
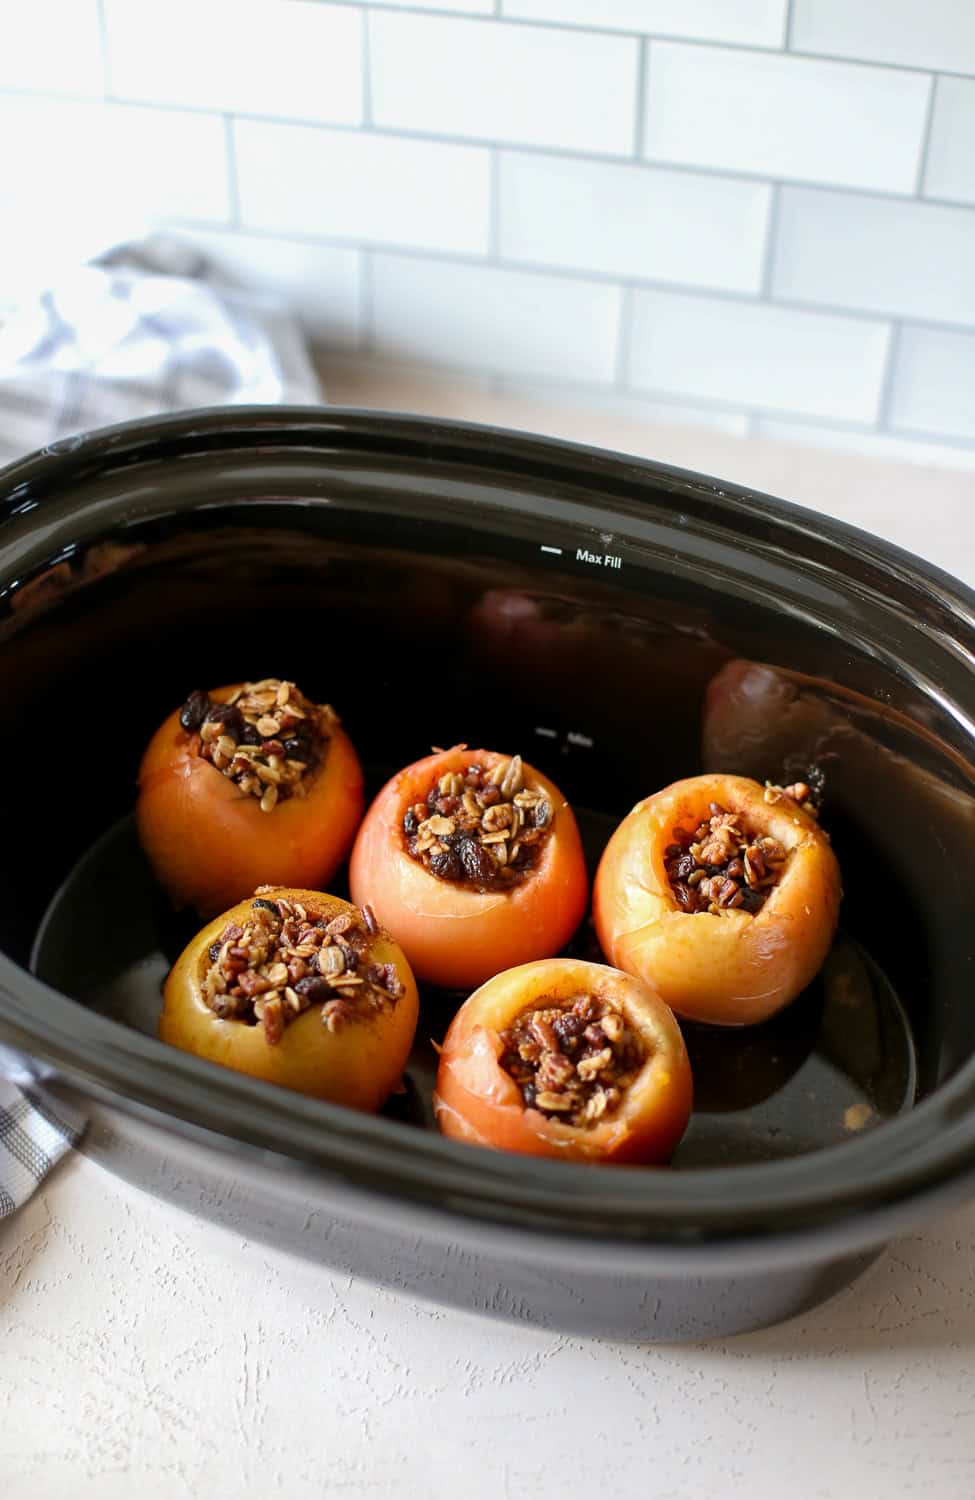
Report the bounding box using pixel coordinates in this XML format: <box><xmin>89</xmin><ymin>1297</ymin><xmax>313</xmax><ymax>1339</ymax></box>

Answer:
<box><xmin>2</xmin><ymin>403</ymin><xmax>975</xmax><ymax>1248</ymax></box>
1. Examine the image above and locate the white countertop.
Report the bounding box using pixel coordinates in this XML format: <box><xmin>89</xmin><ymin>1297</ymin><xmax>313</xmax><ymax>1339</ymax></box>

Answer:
<box><xmin>3</xmin><ymin>377</ymin><xmax>975</xmax><ymax>1500</ymax></box>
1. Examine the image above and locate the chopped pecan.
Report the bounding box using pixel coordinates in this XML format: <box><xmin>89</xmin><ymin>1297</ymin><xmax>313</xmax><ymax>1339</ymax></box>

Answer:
<box><xmin>665</xmin><ymin>803</ymin><xmax>788</xmax><ymax>917</ymax></box>
<box><xmin>403</xmin><ymin>756</ymin><xmax>553</xmax><ymax>892</ymax></box>
<box><xmin>200</xmin><ymin>898</ymin><xmax>404</xmax><ymax>1045</ymax></box>
<box><xmin>499</xmin><ymin>992</ymin><xmax>645</xmax><ymax>1128</ymax></box>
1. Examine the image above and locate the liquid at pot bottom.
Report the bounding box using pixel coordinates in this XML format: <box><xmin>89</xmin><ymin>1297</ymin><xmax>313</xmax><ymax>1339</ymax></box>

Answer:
<box><xmin>31</xmin><ymin>810</ymin><xmax>917</xmax><ymax>1169</ymax></box>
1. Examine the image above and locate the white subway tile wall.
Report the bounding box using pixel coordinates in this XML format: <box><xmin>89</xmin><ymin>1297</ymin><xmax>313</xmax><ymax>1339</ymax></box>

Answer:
<box><xmin>642</xmin><ymin>44</ymin><xmax>930</xmax><ymax>193</ymax></box>
<box><xmin>500</xmin><ymin>155</ymin><xmax>770</xmax><ymax>291</ymax></box>
<box><xmin>369</xmin><ymin>12</ymin><xmax>638</xmax><ymax>154</ymax></box>
<box><xmin>371</xmin><ymin>255</ymin><xmax>622</xmax><ymax>383</ymax></box>
<box><xmin>0</xmin><ymin>95</ymin><xmax>230</xmax><ymax>302</ymax></box>
<box><xmin>890</xmin><ymin>327</ymin><xmax>975</xmax><ymax>442</ymax></box>
<box><xmin>0</xmin><ymin>0</ymin><xmax>104</xmax><ymax>98</ymax></box>
<box><xmin>791</xmin><ymin>0</ymin><xmax>975</xmax><ymax>77</ymax></box>
<box><xmin>0</xmin><ymin>96</ymin><xmax>231</xmax><ymax>231</ymax></box>
<box><xmin>773</xmin><ymin>188</ymin><xmax>975</xmax><ymax>326</ymax></box>
<box><xmin>234</xmin><ymin>121</ymin><xmax>491</xmax><ymax>254</ymax></box>
<box><xmin>105</xmin><ymin>0</ymin><xmax>364</xmax><ymax>124</ymax></box>
<box><xmin>628</xmin><ymin>290</ymin><xmax>890</xmax><ymax>422</ymax></box>
<box><xmin>0</xmin><ymin>0</ymin><xmax>972</xmax><ymax>465</ymax></box>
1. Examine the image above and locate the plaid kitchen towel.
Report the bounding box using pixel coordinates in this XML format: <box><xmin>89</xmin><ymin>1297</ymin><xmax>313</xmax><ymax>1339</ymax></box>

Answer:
<box><xmin>0</xmin><ymin>1081</ymin><xmax>85</xmax><ymax>1217</ymax></box>
<box><xmin>0</xmin><ymin>233</ymin><xmax>322</xmax><ymax>470</ymax></box>
<box><xmin>0</xmin><ymin>235</ymin><xmax>322</xmax><ymax>1211</ymax></box>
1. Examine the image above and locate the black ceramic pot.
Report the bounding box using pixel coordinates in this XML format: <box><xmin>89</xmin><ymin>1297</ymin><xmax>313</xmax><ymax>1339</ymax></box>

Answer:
<box><xmin>1</xmin><ymin>407</ymin><xmax>974</xmax><ymax>1341</ymax></box>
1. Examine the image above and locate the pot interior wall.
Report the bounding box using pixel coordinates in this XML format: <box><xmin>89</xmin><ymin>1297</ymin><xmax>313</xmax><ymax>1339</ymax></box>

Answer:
<box><xmin>1</xmin><ymin>444</ymin><xmax>974</xmax><ymax>1165</ymax></box>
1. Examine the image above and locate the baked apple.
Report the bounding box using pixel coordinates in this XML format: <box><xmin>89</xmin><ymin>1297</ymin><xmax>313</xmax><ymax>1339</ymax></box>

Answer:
<box><xmin>433</xmin><ymin>957</ymin><xmax>692</xmax><ymax>1164</ymax></box>
<box><xmin>349</xmin><ymin>746</ymin><xmax>588</xmax><ymax>989</ymax></box>
<box><xmin>137</xmin><ymin>678</ymin><xmax>364</xmax><ymax>915</ymax></box>
<box><xmin>160</xmin><ymin>887</ymin><xmax>418</xmax><ymax>1109</ymax></box>
<box><xmin>594</xmin><ymin>773</ymin><xmax>841</xmax><ymax>1026</ymax></box>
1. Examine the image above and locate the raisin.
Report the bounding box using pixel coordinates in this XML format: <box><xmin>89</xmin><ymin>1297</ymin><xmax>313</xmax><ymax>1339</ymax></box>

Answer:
<box><xmin>295</xmin><ymin>975</ymin><xmax>332</xmax><ymax>1003</ymax></box>
<box><xmin>553</xmin><ymin>1011</ymin><xmax>585</xmax><ymax>1045</ymax></box>
<box><xmin>251</xmin><ymin>897</ymin><xmax>279</xmax><ymax>916</ymax></box>
<box><xmin>205</xmin><ymin>702</ymin><xmax>244</xmax><ymax>738</ymax></box>
<box><xmin>458</xmin><ymin>837</ymin><xmax>496</xmax><ymax>885</ymax></box>
<box><xmin>673</xmin><ymin>883</ymin><xmax>696</xmax><ymax>911</ymax></box>
<box><xmin>207</xmin><ymin>941</ymin><xmax>222</xmax><ymax>962</ymax></box>
<box><xmin>429</xmin><ymin>846</ymin><xmax>463</xmax><ymax>881</ymax></box>
<box><xmin>180</xmin><ymin>689</ymin><xmax>210</xmax><ymax>732</ymax></box>
<box><xmin>675</xmin><ymin>853</ymin><xmax>696</xmax><ymax>881</ymax></box>
<box><xmin>239</xmin><ymin>721</ymin><xmax>261</xmax><ymax>746</ymax></box>
<box><xmin>403</xmin><ymin>809</ymin><xmax>419</xmax><ymax>837</ymax></box>
<box><xmin>533</xmin><ymin>800</ymin><xmax>551</xmax><ymax>828</ymax></box>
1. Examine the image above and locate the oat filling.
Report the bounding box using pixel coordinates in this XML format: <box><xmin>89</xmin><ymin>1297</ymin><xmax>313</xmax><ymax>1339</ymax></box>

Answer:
<box><xmin>201</xmin><ymin>894</ymin><xmax>403</xmax><ymax>1044</ymax></box>
<box><xmin>664</xmin><ymin>798</ymin><xmax>796</xmax><ymax>915</ymax></box>
<box><xmin>180</xmin><ymin>678</ymin><xmax>336</xmax><ymax>813</ymax></box>
<box><xmin>499</xmin><ymin>994</ymin><xmax>646</xmax><ymax>1126</ymax></box>
<box><xmin>403</xmin><ymin>755</ymin><xmax>553</xmax><ymax>891</ymax></box>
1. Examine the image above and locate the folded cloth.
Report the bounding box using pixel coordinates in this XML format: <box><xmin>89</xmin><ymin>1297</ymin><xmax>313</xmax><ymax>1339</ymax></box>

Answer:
<box><xmin>0</xmin><ymin>235</ymin><xmax>322</xmax><ymax>1210</ymax></box>
<box><xmin>0</xmin><ymin>234</ymin><xmax>322</xmax><ymax>470</ymax></box>
<box><xmin>0</xmin><ymin>1082</ymin><xmax>86</xmax><ymax>1217</ymax></box>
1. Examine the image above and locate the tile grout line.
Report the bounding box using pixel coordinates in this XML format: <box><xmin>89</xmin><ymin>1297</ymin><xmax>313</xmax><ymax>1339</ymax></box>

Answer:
<box><xmin>144</xmin><ymin>114</ymin><xmax>975</xmax><ymax>207</ymax></box>
<box><xmin>632</xmin><ymin>37</ymin><xmax>649</xmax><ymax>159</ymax></box>
<box><xmin>876</xmin><ymin>320</ymin><xmax>904</xmax><ymax>431</ymax></box>
<box><xmin>913</xmin><ymin>73</ymin><xmax>939</xmax><ymax>196</ymax></box>
<box><xmin>360</xmin><ymin>7</ymin><xmax>373</xmax><ymax>127</ymax></box>
<box><xmin>162</xmin><ymin>216</ymin><xmax>975</xmax><ymax>338</ymax></box>
<box><xmin>759</xmin><ymin>182</ymin><xmax>782</xmax><ymax>298</ymax></box>
<box><xmin>223</xmin><ymin>116</ymin><xmax>241</xmax><ymax>228</ymax></box>
<box><xmin>270</xmin><ymin>0</ymin><xmax>971</xmax><ymax>83</ymax></box>
<box><xmin>12</xmin><ymin>82</ymin><xmax>975</xmax><ymax>213</ymax></box>
<box><xmin>74</xmin><ymin>0</ymin><xmax>975</xmax><ymax>89</ymax></box>
<box><xmin>291</xmin><ymin>0</ymin><xmax>975</xmax><ymax>94</ymax></box>
<box><xmin>784</xmin><ymin>0</ymin><xmax>796</xmax><ymax>49</ymax></box>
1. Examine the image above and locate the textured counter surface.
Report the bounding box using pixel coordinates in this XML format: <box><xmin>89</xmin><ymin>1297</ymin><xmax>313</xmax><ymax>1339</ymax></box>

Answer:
<box><xmin>3</xmin><ymin>1155</ymin><xmax>975</xmax><ymax>1499</ymax></box>
<box><xmin>3</xmin><ymin>382</ymin><xmax>975</xmax><ymax>1499</ymax></box>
